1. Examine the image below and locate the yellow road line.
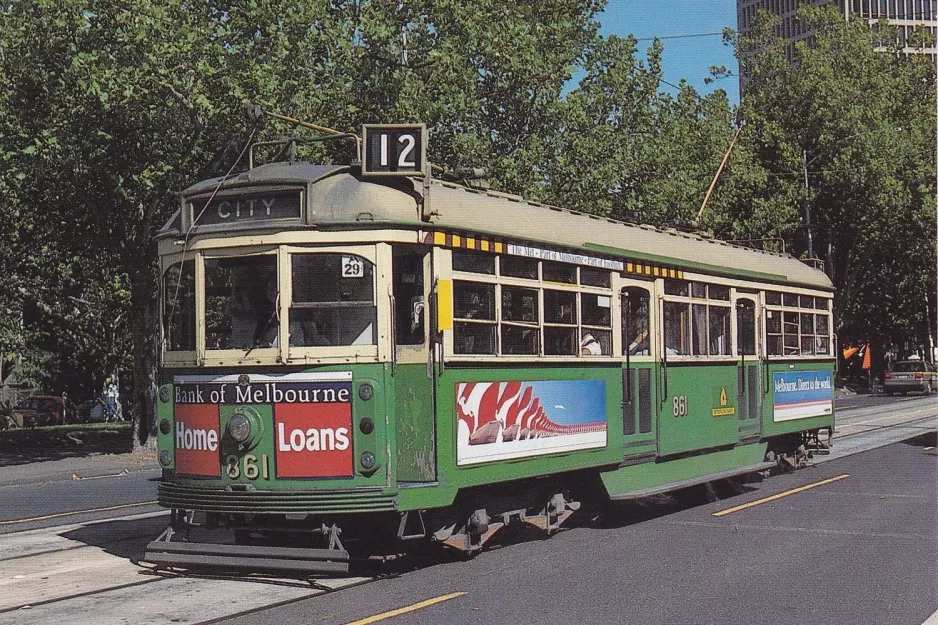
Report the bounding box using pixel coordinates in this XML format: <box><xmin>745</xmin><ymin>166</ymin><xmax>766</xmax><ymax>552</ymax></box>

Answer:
<box><xmin>713</xmin><ymin>474</ymin><xmax>850</xmax><ymax>517</ymax></box>
<box><xmin>0</xmin><ymin>500</ymin><xmax>158</xmax><ymax>526</ymax></box>
<box><xmin>345</xmin><ymin>592</ymin><xmax>468</xmax><ymax>625</ymax></box>
<box><xmin>923</xmin><ymin>446</ymin><xmax>934</xmax><ymax>451</ymax></box>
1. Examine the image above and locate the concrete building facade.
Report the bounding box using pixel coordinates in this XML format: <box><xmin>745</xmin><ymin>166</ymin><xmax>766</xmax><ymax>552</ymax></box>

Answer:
<box><xmin>737</xmin><ymin>0</ymin><xmax>938</xmax><ymax>60</ymax></box>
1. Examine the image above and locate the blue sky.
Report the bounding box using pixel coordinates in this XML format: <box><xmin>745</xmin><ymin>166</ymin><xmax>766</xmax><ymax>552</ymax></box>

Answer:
<box><xmin>596</xmin><ymin>0</ymin><xmax>740</xmax><ymax>104</ymax></box>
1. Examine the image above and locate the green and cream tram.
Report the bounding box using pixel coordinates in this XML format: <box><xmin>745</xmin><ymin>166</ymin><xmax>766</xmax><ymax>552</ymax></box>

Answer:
<box><xmin>147</xmin><ymin>123</ymin><xmax>835</xmax><ymax>574</ymax></box>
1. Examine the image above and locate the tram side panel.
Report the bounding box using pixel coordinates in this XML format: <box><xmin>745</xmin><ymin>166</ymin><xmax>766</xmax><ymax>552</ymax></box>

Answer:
<box><xmin>656</xmin><ymin>362</ymin><xmax>744</xmax><ymax>457</ymax></box>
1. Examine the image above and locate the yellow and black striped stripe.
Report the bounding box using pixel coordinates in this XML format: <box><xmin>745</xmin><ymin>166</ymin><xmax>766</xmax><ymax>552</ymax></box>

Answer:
<box><xmin>426</xmin><ymin>231</ymin><xmax>681</xmax><ymax>280</ymax></box>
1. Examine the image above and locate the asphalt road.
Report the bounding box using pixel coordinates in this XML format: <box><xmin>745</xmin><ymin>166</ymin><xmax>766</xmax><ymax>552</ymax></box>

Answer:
<box><xmin>215</xmin><ymin>434</ymin><xmax>937</xmax><ymax>625</ymax></box>
<box><xmin>0</xmin><ymin>393</ymin><xmax>934</xmax><ymax>625</ymax></box>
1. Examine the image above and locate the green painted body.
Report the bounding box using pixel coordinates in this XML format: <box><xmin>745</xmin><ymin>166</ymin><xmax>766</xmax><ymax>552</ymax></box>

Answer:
<box><xmin>156</xmin><ymin>357</ymin><xmax>835</xmax><ymax>511</ymax></box>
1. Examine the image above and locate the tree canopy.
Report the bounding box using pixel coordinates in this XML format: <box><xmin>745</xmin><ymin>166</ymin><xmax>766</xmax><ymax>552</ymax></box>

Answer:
<box><xmin>733</xmin><ymin>6</ymin><xmax>937</xmax><ymax>349</ymax></box>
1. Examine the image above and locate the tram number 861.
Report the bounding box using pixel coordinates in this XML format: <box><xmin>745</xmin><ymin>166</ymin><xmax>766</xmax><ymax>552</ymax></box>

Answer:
<box><xmin>672</xmin><ymin>395</ymin><xmax>688</xmax><ymax>417</ymax></box>
<box><xmin>225</xmin><ymin>454</ymin><xmax>270</xmax><ymax>480</ymax></box>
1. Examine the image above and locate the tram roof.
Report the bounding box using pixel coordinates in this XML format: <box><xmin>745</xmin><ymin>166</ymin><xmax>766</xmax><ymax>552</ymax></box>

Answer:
<box><xmin>170</xmin><ymin>161</ymin><xmax>833</xmax><ymax>291</ymax></box>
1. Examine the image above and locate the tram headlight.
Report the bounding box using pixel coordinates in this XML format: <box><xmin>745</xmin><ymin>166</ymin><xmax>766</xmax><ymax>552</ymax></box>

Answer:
<box><xmin>159</xmin><ymin>450</ymin><xmax>172</xmax><ymax>467</ymax></box>
<box><xmin>360</xmin><ymin>452</ymin><xmax>376</xmax><ymax>471</ymax></box>
<box><xmin>359</xmin><ymin>383</ymin><xmax>374</xmax><ymax>401</ymax></box>
<box><xmin>227</xmin><ymin>413</ymin><xmax>252</xmax><ymax>444</ymax></box>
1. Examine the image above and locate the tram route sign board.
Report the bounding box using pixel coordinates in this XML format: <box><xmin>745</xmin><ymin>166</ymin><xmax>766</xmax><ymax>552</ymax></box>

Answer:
<box><xmin>192</xmin><ymin>190</ymin><xmax>303</xmax><ymax>227</ymax></box>
<box><xmin>361</xmin><ymin>124</ymin><xmax>427</xmax><ymax>177</ymax></box>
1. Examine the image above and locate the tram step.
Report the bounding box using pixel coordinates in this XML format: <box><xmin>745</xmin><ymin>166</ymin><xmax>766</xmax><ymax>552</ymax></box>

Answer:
<box><xmin>143</xmin><ymin>540</ymin><xmax>350</xmax><ymax>575</ymax></box>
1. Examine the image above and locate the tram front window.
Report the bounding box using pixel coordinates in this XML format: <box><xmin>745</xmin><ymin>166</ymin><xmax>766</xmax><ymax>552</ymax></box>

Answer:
<box><xmin>162</xmin><ymin>261</ymin><xmax>196</xmax><ymax>351</ymax></box>
<box><xmin>290</xmin><ymin>253</ymin><xmax>376</xmax><ymax>347</ymax></box>
<box><xmin>205</xmin><ymin>256</ymin><xmax>278</xmax><ymax>349</ymax></box>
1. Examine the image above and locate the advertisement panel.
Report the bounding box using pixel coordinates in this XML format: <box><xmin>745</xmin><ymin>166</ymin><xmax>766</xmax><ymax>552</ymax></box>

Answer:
<box><xmin>173</xmin><ymin>372</ymin><xmax>353</xmax><ymax>478</ymax></box>
<box><xmin>455</xmin><ymin>379</ymin><xmax>607</xmax><ymax>466</ymax></box>
<box><xmin>772</xmin><ymin>370</ymin><xmax>833</xmax><ymax>422</ymax></box>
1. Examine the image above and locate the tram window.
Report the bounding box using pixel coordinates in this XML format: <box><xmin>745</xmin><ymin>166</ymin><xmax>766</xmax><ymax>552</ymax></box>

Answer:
<box><xmin>799</xmin><ymin>313</ymin><xmax>816</xmax><ymax>355</ymax></box>
<box><xmin>581</xmin><ymin>267</ymin><xmax>611</xmax><ymax>288</ymax></box>
<box><xmin>709</xmin><ymin>306</ymin><xmax>732</xmax><ymax>355</ymax></box>
<box><xmin>736</xmin><ymin>300</ymin><xmax>757</xmax><ymax>356</ymax></box>
<box><xmin>664</xmin><ymin>302</ymin><xmax>691</xmax><ymax>355</ymax></box>
<box><xmin>500</xmin><ymin>256</ymin><xmax>538</xmax><ymax>279</ymax></box>
<box><xmin>163</xmin><ymin>261</ymin><xmax>195</xmax><ymax>351</ymax></box>
<box><xmin>454</xmin><ymin>281</ymin><xmax>495</xmax><ymax>320</ymax></box>
<box><xmin>502</xmin><ymin>286</ymin><xmax>539</xmax><ymax>323</ymax></box>
<box><xmin>392</xmin><ymin>248</ymin><xmax>426</xmax><ymax>346</ymax></box>
<box><xmin>291</xmin><ymin>254</ymin><xmax>376</xmax><ymax>347</ymax></box>
<box><xmin>453</xmin><ymin>281</ymin><xmax>496</xmax><ymax>355</ymax></box>
<box><xmin>582</xmin><ymin>330</ymin><xmax>611</xmax><ymax>356</ymax></box>
<box><xmin>582</xmin><ymin>294</ymin><xmax>611</xmax><ymax>327</ymax></box>
<box><xmin>783</xmin><ymin>311</ymin><xmax>800</xmax><ymax>354</ymax></box>
<box><xmin>454</xmin><ymin>322</ymin><xmax>497</xmax><ymax>354</ymax></box>
<box><xmin>765</xmin><ymin>291</ymin><xmax>781</xmax><ymax>306</ymax></box>
<box><xmin>665</xmin><ymin>279</ymin><xmax>689</xmax><ymax>296</ymax></box>
<box><xmin>453</xmin><ymin>250</ymin><xmax>495</xmax><ymax>275</ymax></box>
<box><xmin>502</xmin><ymin>325</ymin><xmax>539</xmax><ymax>355</ymax></box>
<box><xmin>545</xmin><ymin>326</ymin><xmax>577</xmax><ymax>355</ymax></box>
<box><xmin>766</xmin><ymin>310</ymin><xmax>783</xmax><ymax>355</ymax></box>
<box><xmin>501</xmin><ymin>286</ymin><xmax>540</xmax><ymax>355</ymax></box>
<box><xmin>800</xmin><ymin>295</ymin><xmax>814</xmax><ymax>308</ymax></box>
<box><xmin>622</xmin><ymin>288</ymin><xmax>650</xmax><ymax>356</ymax></box>
<box><xmin>691</xmin><ymin>282</ymin><xmax>707</xmax><ymax>299</ymax></box>
<box><xmin>815</xmin><ymin>297</ymin><xmax>830</xmax><ymax>311</ymax></box>
<box><xmin>205</xmin><ymin>256</ymin><xmax>278</xmax><ymax>350</ymax></box>
<box><xmin>543</xmin><ymin>261</ymin><xmax>577</xmax><ymax>284</ymax></box>
<box><xmin>692</xmin><ymin>304</ymin><xmax>708</xmax><ymax>355</ymax></box>
<box><xmin>545</xmin><ymin>290</ymin><xmax>577</xmax><ymax>324</ymax></box>
<box><xmin>815</xmin><ymin>314</ymin><xmax>830</xmax><ymax>354</ymax></box>
<box><xmin>783</xmin><ymin>293</ymin><xmax>799</xmax><ymax>307</ymax></box>
<box><xmin>709</xmin><ymin>285</ymin><xmax>730</xmax><ymax>301</ymax></box>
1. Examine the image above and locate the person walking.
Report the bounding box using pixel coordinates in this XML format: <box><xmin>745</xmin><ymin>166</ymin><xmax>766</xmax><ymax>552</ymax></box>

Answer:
<box><xmin>103</xmin><ymin>377</ymin><xmax>119</xmax><ymax>421</ymax></box>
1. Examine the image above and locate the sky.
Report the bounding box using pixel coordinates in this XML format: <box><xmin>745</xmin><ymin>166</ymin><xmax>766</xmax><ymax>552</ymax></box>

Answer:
<box><xmin>596</xmin><ymin>0</ymin><xmax>740</xmax><ymax>104</ymax></box>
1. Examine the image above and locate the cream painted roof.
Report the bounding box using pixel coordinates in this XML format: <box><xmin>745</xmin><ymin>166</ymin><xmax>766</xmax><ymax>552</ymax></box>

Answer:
<box><xmin>169</xmin><ymin>162</ymin><xmax>832</xmax><ymax>291</ymax></box>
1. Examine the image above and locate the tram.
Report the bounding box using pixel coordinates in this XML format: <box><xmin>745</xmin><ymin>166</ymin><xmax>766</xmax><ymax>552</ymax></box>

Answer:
<box><xmin>145</xmin><ymin>115</ymin><xmax>835</xmax><ymax>575</ymax></box>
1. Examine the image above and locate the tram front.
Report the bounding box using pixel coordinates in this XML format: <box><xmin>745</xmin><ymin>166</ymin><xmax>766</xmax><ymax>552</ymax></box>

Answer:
<box><xmin>146</xmin><ymin>159</ymin><xmax>432</xmax><ymax>575</ymax></box>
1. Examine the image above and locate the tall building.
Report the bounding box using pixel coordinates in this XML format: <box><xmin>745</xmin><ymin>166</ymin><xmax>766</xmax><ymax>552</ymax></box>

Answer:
<box><xmin>737</xmin><ymin>0</ymin><xmax>938</xmax><ymax>63</ymax></box>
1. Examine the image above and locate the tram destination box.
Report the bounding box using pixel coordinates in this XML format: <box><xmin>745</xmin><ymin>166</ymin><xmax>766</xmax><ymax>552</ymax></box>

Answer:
<box><xmin>361</xmin><ymin>124</ymin><xmax>427</xmax><ymax>177</ymax></box>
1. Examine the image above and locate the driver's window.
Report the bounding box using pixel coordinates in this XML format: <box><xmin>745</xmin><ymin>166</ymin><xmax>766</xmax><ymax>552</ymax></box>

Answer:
<box><xmin>621</xmin><ymin>287</ymin><xmax>650</xmax><ymax>356</ymax></box>
<box><xmin>205</xmin><ymin>256</ymin><xmax>278</xmax><ymax>350</ymax></box>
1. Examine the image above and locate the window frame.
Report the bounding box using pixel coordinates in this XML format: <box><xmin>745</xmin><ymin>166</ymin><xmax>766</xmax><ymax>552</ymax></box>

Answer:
<box><xmin>447</xmin><ymin>249</ymin><xmax>616</xmax><ymax>360</ymax></box>
<box><xmin>160</xmin><ymin>244</ymin><xmax>383</xmax><ymax>367</ymax></box>
<box><xmin>660</xmin><ymin>279</ymin><xmax>736</xmax><ymax>361</ymax></box>
<box><xmin>763</xmin><ymin>290</ymin><xmax>833</xmax><ymax>358</ymax></box>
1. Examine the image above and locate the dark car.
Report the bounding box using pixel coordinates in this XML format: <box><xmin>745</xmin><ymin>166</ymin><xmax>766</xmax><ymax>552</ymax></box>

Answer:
<box><xmin>884</xmin><ymin>359</ymin><xmax>938</xmax><ymax>396</ymax></box>
<box><xmin>9</xmin><ymin>395</ymin><xmax>81</xmax><ymax>428</ymax></box>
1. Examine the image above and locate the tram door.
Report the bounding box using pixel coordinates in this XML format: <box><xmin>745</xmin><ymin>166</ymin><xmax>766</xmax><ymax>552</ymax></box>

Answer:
<box><xmin>735</xmin><ymin>296</ymin><xmax>762</xmax><ymax>442</ymax></box>
<box><xmin>392</xmin><ymin>246</ymin><xmax>437</xmax><ymax>482</ymax></box>
<box><xmin>620</xmin><ymin>284</ymin><xmax>658</xmax><ymax>454</ymax></box>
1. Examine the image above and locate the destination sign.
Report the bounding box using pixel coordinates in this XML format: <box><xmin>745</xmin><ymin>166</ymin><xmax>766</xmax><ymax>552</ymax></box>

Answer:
<box><xmin>192</xmin><ymin>190</ymin><xmax>302</xmax><ymax>226</ymax></box>
<box><xmin>361</xmin><ymin>124</ymin><xmax>427</xmax><ymax>177</ymax></box>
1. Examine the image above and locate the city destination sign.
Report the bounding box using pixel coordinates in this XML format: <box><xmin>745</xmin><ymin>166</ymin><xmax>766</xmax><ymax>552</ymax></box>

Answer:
<box><xmin>192</xmin><ymin>190</ymin><xmax>302</xmax><ymax>226</ymax></box>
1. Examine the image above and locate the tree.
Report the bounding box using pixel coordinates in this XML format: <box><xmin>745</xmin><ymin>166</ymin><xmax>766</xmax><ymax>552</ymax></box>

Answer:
<box><xmin>733</xmin><ymin>6</ymin><xmax>937</xmax><ymax>354</ymax></box>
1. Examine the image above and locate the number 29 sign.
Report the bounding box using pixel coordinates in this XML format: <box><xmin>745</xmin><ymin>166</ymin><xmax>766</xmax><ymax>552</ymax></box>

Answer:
<box><xmin>361</xmin><ymin>124</ymin><xmax>427</xmax><ymax>177</ymax></box>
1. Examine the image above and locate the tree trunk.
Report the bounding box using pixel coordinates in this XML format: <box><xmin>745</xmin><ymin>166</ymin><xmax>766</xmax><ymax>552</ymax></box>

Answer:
<box><xmin>130</xmin><ymin>263</ymin><xmax>159</xmax><ymax>453</ymax></box>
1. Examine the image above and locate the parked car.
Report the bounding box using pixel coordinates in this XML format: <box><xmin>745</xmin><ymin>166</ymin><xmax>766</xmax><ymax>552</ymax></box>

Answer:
<box><xmin>884</xmin><ymin>359</ymin><xmax>938</xmax><ymax>396</ymax></box>
<box><xmin>8</xmin><ymin>395</ymin><xmax>81</xmax><ymax>428</ymax></box>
